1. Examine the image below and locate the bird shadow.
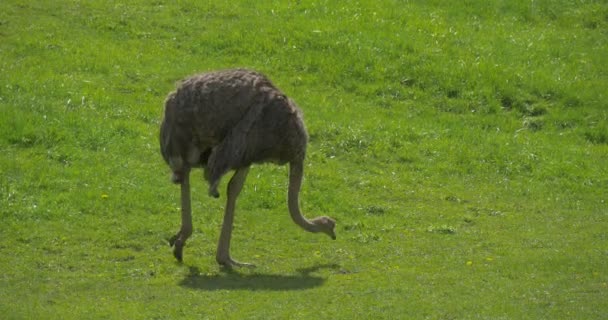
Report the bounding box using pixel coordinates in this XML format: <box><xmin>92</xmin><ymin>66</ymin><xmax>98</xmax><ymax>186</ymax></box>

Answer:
<box><xmin>179</xmin><ymin>263</ymin><xmax>341</xmax><ymax>291</ymax></box>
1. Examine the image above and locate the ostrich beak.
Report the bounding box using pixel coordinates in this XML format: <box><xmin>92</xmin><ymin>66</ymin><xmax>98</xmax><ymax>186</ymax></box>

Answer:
<box><xmin>327</xmin><ymin>228</ymin><xmax>337</xmax><ymax>240</ymax></box>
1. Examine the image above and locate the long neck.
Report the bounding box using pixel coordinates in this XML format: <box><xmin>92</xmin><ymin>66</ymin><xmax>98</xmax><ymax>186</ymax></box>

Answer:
<box><xmin>288</xmin><ymin>161</ymin><xmax>318</xmax><ymax>233</ymax></box>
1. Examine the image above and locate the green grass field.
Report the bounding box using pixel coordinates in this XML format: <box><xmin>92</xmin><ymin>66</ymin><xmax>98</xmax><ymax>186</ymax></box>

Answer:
<box><xmin>1</xmin><ymin>1</ymin><xmax>607</xmax><ymax>319</ymax></box>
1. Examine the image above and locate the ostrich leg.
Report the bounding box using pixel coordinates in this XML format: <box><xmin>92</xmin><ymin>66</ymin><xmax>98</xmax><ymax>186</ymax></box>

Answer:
<box><xmin>169</xmin><ymin>168</ymin><xmax>192</xmax><ymax>262</ymax></box>
<box><xmin>216</xmin><ymin>167</ymin><xmax>254</xmax><ymax>268</ymax></box>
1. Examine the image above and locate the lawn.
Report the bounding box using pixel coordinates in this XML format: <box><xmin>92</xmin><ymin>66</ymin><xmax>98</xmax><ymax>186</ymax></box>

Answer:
<box><xmin>1</xmin><ymin>1</ymin><xmax>607</xmax><ymax>319</ymax></box>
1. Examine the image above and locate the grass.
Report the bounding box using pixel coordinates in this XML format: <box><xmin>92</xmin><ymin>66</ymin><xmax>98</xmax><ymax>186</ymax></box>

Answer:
<box><xmin>1</xmin><ymin>0</ymin><xmax>607</xmax><ymax>318</ymax></box>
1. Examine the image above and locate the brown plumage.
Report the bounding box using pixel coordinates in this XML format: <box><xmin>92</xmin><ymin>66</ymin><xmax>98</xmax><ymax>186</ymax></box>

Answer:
<box><xmin>160</xmin><ymin>69</ymin><xmax>336</xmax><ymax>267</ymax></box>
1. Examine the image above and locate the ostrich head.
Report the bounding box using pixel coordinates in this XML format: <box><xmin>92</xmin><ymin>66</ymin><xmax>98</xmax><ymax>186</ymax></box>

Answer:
<box><xmin>311</xmin><ymin>216</ymin><xmax>337</xmax><ymax>240</ymax></box>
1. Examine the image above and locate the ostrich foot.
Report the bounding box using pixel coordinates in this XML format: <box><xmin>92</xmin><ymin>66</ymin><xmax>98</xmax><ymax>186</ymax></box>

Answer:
<box><xmin>216</xmin><ymin>256</ymin><xmax>256</xmax><ymax>269</ymax></box>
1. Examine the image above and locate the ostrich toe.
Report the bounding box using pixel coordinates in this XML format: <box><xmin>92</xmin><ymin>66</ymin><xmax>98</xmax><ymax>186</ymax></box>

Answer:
<box><xmin>217</xmin><ymin>256</ymin><xmax>256</xmax><ymax>269</ymax></box>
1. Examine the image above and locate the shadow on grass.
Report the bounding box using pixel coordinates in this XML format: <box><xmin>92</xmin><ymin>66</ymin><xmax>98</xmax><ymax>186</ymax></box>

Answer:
<box><xmin>179</xmin><ymin>263</ymin><xmax>340</xmax><ymax>291</ymax></box>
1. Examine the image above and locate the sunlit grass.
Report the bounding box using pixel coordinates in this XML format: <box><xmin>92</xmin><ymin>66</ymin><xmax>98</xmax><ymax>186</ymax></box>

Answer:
<box><xmin>1</xmin><ymin>1</ymin><xmax>607</xmax><ymax>319</ymax></box>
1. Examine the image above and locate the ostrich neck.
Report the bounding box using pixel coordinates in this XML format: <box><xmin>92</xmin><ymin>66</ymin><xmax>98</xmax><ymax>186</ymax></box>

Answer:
<box><xmin>288</xmin><ymin>161</ymin><xmax>318</xmax><ymax>233</ymax></box>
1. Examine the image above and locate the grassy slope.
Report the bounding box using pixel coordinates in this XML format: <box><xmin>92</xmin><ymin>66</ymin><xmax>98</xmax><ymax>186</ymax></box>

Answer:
<box><xmin>1</xmin><ymin>1</ymin><xmax>607</xmax><ymax>319</ymax></box>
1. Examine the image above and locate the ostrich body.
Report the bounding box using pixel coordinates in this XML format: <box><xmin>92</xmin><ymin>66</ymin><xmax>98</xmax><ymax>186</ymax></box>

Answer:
<box><xmin>160</xmin><ymin>69</ymin><xmax>336</xmax><ymax>267</ymax></box>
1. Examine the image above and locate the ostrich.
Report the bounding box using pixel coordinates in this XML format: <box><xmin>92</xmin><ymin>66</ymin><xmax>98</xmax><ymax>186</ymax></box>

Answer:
<box><xmin>160</xmin><ymin>69</ymin><xmax>336</xmax><ymax>268</ymax></box>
